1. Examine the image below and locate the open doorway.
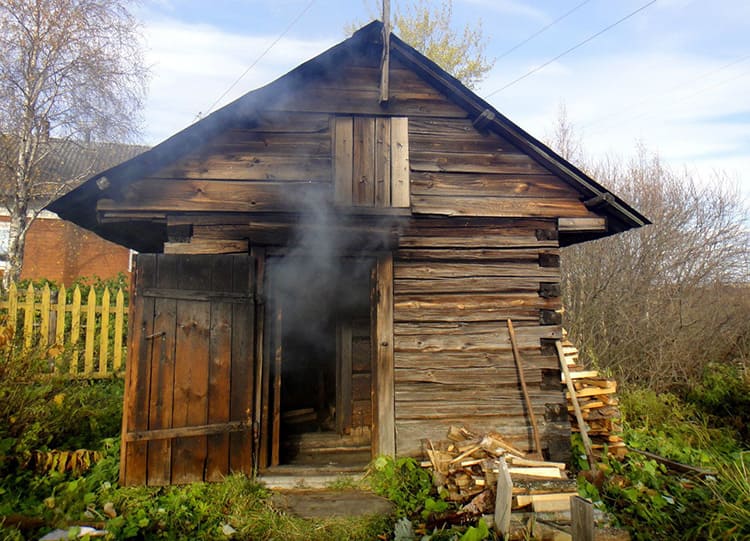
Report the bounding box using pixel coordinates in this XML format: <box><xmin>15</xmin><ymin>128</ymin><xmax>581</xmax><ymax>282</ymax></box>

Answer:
<box><xmin>263</xmin><ymin>255</ymin><xmax>375</xmax><ymax>468</ymax></box>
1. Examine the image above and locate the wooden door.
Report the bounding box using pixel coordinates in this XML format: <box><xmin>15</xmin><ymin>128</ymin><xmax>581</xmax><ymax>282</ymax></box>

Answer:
<box><xmin>120</xmin><ymin>254</ymin><xmax>257</xmax><ymax>486</ymax></box>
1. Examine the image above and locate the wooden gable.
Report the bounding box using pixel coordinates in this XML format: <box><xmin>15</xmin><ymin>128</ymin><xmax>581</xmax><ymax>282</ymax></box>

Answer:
<box><xmin>48</xmin><ymin>20</ymin><xmax>648</xmax><ymax>252</ymax></box>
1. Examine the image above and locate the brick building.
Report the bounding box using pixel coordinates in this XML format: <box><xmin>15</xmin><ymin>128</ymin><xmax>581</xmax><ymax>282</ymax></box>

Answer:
<box><xmin>0</xmin><ymin>140</ymin><xmax>148</xmax><ymax>285</ymax></box>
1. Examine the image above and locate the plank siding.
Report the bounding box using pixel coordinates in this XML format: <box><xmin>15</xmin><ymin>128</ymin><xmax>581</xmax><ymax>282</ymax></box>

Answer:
<box><xmin>393</xmin><ymin>219</ymin><xmax>568</xmax><ymax>458</ymax></box>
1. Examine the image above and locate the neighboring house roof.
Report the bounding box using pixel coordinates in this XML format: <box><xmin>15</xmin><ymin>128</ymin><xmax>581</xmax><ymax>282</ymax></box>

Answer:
<box><xmin>48</xmin><ymin>21</ymin><xmax>649</xmax><ymax>251</ymax></box>
<box><xmin>1</xmin><ymin>136</ymin><xmax>149</xmax><ymax>207</ymax></box>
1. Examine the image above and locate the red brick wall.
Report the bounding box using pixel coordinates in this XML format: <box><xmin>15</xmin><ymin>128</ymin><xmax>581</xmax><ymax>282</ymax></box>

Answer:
<box><xmin>1</xmin><ymin>216</ymin><xmax>131</xmax><ymax>285</ymax></box>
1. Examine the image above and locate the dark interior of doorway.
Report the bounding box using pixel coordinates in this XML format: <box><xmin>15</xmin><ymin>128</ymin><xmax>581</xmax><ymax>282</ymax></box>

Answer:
<box><xmin>267</xmin><ymin>256</ymin><xmax>374</xmax><ymax>467</ymax></box>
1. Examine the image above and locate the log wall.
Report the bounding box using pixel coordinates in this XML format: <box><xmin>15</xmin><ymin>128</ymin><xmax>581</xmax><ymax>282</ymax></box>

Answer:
<box><xmin>393</xmin><ymin>218</ymin><xmax>571</xmax><ymax>461</ymax></box>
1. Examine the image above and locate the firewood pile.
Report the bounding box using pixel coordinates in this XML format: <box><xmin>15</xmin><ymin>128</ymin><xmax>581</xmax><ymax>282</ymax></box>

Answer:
<box><xmin>420</xmin><ymin>426</ymin><xmax>576</xmax><ymax>515</ymax></box>
<box><xmin>560</xmin><ymin>338</ymin><xmax>626</xmax><ymax>459</ymax></box>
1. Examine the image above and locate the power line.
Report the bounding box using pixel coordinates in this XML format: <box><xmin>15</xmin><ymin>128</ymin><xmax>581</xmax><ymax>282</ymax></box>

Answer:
<box><xmin>584</xmin><ymin>53</ymin><xmax>750</xmax><ymax>131</ymax></box>
<box><xmin>197</xmin><ymin>0</ymin><xmax>316</xmax><ymax>120</ymax></box>
<box><xmin>496</xmin><ymin>0</ymin><xmax>593</xmax><ymax>62</ymax></box>
<box><xmin>484</xmin><ymin>0</ymin><xmax>657</xmax><ymax>99</ymax></box>
<box><xmin>587</xmin><ymin>66</ymin><xmax>750</xmax><ymax>136</ymax></box>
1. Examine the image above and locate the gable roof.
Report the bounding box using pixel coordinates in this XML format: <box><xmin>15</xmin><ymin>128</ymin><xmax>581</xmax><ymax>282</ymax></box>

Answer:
<box><xmin>47</xmin><ymin>21</ymin><xmax>649</xmax><ymax>251</ymax></box>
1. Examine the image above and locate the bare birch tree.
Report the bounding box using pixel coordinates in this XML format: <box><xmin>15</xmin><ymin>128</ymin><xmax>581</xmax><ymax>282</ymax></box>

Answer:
<box><xmin>0</xmin><ymin>0</ymin><xmax>147</xmax><ymax>286</ymax></box>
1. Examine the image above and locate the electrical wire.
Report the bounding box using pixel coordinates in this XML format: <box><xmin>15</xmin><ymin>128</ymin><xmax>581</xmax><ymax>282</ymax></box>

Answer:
<box><xmin>197</xmin><ymin>0</ymin><xmax>316</xmax><ymax>120</ymax></box>
<box><xmin>496</xmin><ymin>0</ymin><xmax>593</xmax><ymax>62</ymax></box>
<box><xmin>584</xmin><ymin>53</ymin><xmax>750</xmax><ymax>131</ymax></box>
<box><xmin>484</xmin><ymin>0</ymin><xmax>657</xmax><ymax>99</ymax></box>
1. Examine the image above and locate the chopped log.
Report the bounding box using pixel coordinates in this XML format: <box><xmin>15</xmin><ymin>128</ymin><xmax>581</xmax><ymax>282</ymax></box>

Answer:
<box><xmin>515</xmin><ymin>492</ymin><xmax>578</xmax><ymax>512</ymax></box>
<box><xmin>507</xmin><ymin>466</ymin><xmax>564</xmax><ymax>479</ymax></box>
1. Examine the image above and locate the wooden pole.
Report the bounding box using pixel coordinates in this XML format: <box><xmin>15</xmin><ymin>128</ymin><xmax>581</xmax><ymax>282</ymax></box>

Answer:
<box><xmin>507</xmin><ymin>319</ymin><xmax>543</xmax><ymax>459</ymax></box>
<box><xmin>556</xmin><ymin>340</ymin><xmax>596</xmax><ymax>470</ymax></box>
<box><xmin>379</xmin><ymin>0</ymin><xmax>391</xmax><ymax>103</ymax></box>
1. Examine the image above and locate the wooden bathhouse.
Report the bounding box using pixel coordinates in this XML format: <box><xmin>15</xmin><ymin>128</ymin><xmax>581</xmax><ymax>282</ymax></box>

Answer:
<box><xmin>48</xmin><ymin>21</ymin><xmax>648</xmax><ymax>486</ymax></box>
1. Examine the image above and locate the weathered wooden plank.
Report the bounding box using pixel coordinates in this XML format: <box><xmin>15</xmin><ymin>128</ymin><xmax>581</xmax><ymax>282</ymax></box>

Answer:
<box><xmin>394</xmin><ymin>322</ymin><xmax>560</xmax><ymax>352</ymax></box>
<box><xmin>148</xmin><ymin>153</ymin><xmax>331</xmax><ymax>182</ymax></box>
<box><xmin>271</xmin><ymin>305</ymin><xmax>282</xmax><ymax>467</ymax></box>
<box><xmin>336</xmin><ymin>322</ymin><xmax>353</xmax><ymax>434</ymax></box>
<box><xmin>410</xmin><ymin>172</ymin><xmax>579</xmax><ymax>198</ymax></box>
<box><xmin>333</xmin><ymin>116</ymin><xmax>354</xmax><ymax>206</ymax></box>
<box><xmin>353</xmin><ymin>117</ymin><xmax>376</xmax><ymax>206</ymax></box>
<box><xmin>398</xmin><ymin>234</ymin><xmax>557</xmax><ymax>249</ymax></box>
<box><xmin>171</xmin><ymin>257</ymin><xmax>211</xmax><ymax>484</ymax></box>
<box><xmin>396</xmin><ymin>247</ymin><xmax>551</xmax><ymax>263</ymax></box>
<box><xmin>391</xmin><ymin>117</ymin><xmax>410</xmax><ymax>208</ymax></box>
<box><xmin>229</xmin><ymin>256</ymin><xmax>255</xmax><ymax>475</ymax></box>
<box><xmin>126</xmin><ymin>422</ymin><xmax>250</xmax><ymax>442</ymax></box>
<box><xmin>121</xmin><ymin>254</ymin><xmax>156</xmax><ymax>486</ymax></box>
<box><xmin>411</xmin><ymin>195</ymin><xmax>594</xmax><ymax>218</ymax></box>
<box><xmin>394</xmin><ymin>351</ymin><xmax>561</xmax><ymax>371</ymax></box>
<box><xmin>375</xmin><ymin>254</ymin><xmax>395</xmax><ymax>456</ymax></box>
<box><xmin>164</xmin><ymin>239</ymin><xmax>249</xmax><ymax>255</ymax></box>
<box><xmin>70</xmin><ymin>287</ymin><xmax>81</xmax><ymax>373</ymax></box>
<box><xmin>394</xmin><ymin>366</ymin><xmax>542</xmax><ymax>387</ymax></box>
<box><xmin>269</xmin><ymin>84</ymin><xmax>468</xmax><ymax>118</ymax></box>
<box><xmin>23</xmin><ymin>284</ymin><xmax>34</xmax><ymax>351</ymax></box>
<box><xmin>394</xmin><ymin>276</ymin><xmax>550</xmax><ymax>295</ymax></box>
<box><xmin>40</xmin><ymin>284</ymin><xmax>50</xmax><ymax>348</ymax></box>
<box><xmin>99</xmin><ymin>180</ymin><xmax>331</xmax><ymax>214</ymax></box>
<box><xmin>112</xmin><ymin>289</ymin><xmax>125</xmax><ymax>373</ymax></box>
<box><xmin>394</xmin><ymin>381</ymin><xmax>566</xmax><ymax>402</ymax></box>
<box><xmin>84</xmin><ymin>289</ymin><xmax>96</xmax><ymax>373</ymax></box>
<box><xmin>55</xmin><ymin>285</ymin><xmax>66</xmax><ymax>350</ymax></box>
<box><xmin>206</xmin><ymin>257</ymin><xmax>233</xmax><ymax>482</ymax></box>
<box><xmin>558</xmin><ymin>217</ymin><xmax>607</xmax><ymax>232</ymax></box>
<box><xmin>99</xmin><ymin>289</ymin><xmax>110</xmax><ymax>376</ymax></box>
<box><xmin>146</xmin><ymin>255</ymin><xmax>178</xmax><ymax>486</ymax></box>
<box><xmin>410</xmin><ymin>150</ymin><xmax>549</xmax><ymax>175</ymax></box>
<box><xmin>374</xmin><ymin>117</ymin><xmax>391</xmax><ymax>207</ymax></box>
<box><xmin>394</xmin><ymin>293</ymin><xmax>559</xmax><ymax>322</ymax></box>
<box><xmin>394</xmin><ymin>261</ymin><xmax>559</xmax><ymax>280</ymax></box>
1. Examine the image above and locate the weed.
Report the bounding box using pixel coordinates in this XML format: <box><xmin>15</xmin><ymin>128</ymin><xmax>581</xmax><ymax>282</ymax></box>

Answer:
<box><xmin>366</xmin><ymin>455</ymin><xmax>433</xmax><ymax>517</ymax></box>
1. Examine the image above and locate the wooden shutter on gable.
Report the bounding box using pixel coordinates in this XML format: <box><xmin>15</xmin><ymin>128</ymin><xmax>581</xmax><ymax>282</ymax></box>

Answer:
<box><xmin>333</xmin><ymin>116</ymin><xmax>410</xmax><ymax>208</ymax></box>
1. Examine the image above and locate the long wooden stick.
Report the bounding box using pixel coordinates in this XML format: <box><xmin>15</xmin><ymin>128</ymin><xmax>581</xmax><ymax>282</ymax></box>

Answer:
<box><xmin>507</xmin><ymin>319</ymin><xmax>543</xmax><ymax>459</ymax></box>
<box><xmin>556</xmin><ymin>340</ymin><xmax>596</xmax><ymax>470</ymax></box>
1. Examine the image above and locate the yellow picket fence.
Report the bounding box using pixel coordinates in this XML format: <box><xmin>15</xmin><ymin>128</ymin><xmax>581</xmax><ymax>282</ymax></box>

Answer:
<box><xmin>0</xmin><ymin>283</ymin><xmax>128</xmax><ymax>377</ymax></box>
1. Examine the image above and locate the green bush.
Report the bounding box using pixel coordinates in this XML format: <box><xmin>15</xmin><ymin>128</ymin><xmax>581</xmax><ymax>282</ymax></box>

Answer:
<box><xmin>366</xmin><ymin>455</ymin><xmax>434</xmax><ymax>518</ymax></box>
<box><xmin>688</xmin><ymin>362</ymin><xmax>750</xmax><ymax>445</ymax></box>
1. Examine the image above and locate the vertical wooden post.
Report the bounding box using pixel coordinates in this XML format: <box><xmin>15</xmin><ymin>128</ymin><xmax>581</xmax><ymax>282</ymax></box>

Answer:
<box><xmin>84</xmin><ymin>289</ymin><xmax>96</xmax><ymax>374</ymax></box>
<box><xmin>113</xmin><ymin>288</ymin><xmax>124</xmax><ymax>372</ymax></box>
<box><xmin>99</xmin><ymin>288</ymin><xmax>111</xmax><ymax>376</ymax></box>
<box><xmin>379</xmin><ymin>0</ymin><xmax>390</xmax><ymax>103</ymax></box>
<box><xmin>271</xmin><ymin>306</ymin><xmax>282</xmax><ymax>467</ymax></box>
<box><xmin>55</xmin><ymin>285</ymin><xmax>66</xmax><ymax>348</ymax></box>
<box><xmin>7</xmin><ymin>282</ymin><xmax>18</xmax><ymax>332</ymax></box>
<box><xmin>23</xmin><ymin>283</ymin><xmax>34</xmax><ymax>351</ymax></box>
<box><xmin>375</xmin><ymin>254</ymin><xmax>395</xmax><ymax>456</ymax></box>
<box><xmin>494</xmin><ymin>456</ymin><xmax>512</xmax><ymax>538</ymax></box>
<box><xmin>70</xmin><ymin>286</ymin><xmax>81</xmax><ymax>374</ymax></box>
<box><xmin>571</xmin><ymin>496</ymin><xmax>594</xmax><ymax>541</ymax></box>
<box><xmin>40</xmin><ymin>284</ymin><xmax>51</xmax><ymax>348</ymax></box>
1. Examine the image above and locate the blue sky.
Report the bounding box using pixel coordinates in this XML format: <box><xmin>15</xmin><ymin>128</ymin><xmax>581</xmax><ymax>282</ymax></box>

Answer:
<box><xmin>134</xmin><ymin>0</ymin><xmax>750</xmax><ymax>201</ymax></box>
